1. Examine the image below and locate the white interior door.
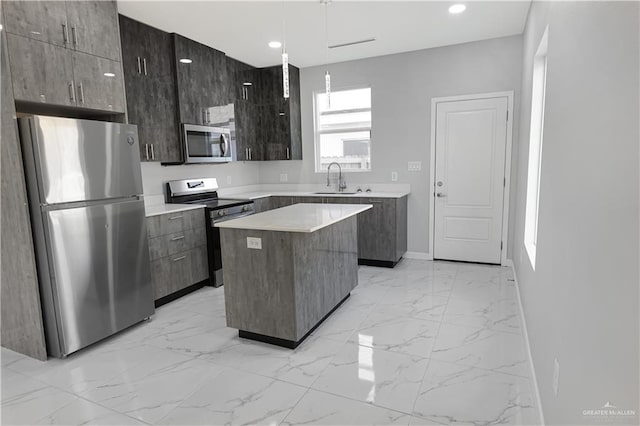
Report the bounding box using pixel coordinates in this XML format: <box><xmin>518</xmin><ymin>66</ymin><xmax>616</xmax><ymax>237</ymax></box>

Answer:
<box><xmin>434</xmin><ymin>97</ymin><xmax>508</xmax><ymax>264</ymax></box>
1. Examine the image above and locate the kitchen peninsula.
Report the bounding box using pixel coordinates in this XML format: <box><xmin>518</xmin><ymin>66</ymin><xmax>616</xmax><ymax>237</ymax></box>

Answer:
<box><xmin>216</xmin><ymin>203</ymin><xmax>372</xmax><ymax>348</ymax></box>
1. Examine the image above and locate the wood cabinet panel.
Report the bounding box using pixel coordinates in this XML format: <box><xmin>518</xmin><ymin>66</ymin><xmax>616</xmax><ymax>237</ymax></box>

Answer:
<box><xmin>173</xmin><ymin>34</ymin><xmax>229</xmax><ymax>126</ymax></box>
<box><xmin>7</xmin><ymin>34</ymin><xmax>75</xmax><ymax>107</ymax></box>
<box><xmin>3</xmin><ymin>0</ymin><xmax>68</xmax><ymax>48</ymax></box>
<box><xmin>65</xmin><ymin>0</ymin><xmax>120</xmax><ymax>61</ymax></box>
<box><xmin>0</xmin><ymin>28</ymin><xmax>47</xmax><ymax>360</ymax></box>
<box><xmin>148</xmin><ymin>227</ymin><xmax>206</xmax><ymax>261</ymax></box>
<box><xmin>119</xmin><ymin>15</ymin><xmax>180</xmax><ymax>162</ymax></box>
<box><xmin>72</xmin><ymin>51</ymin><xmax>125</xmax><ymax>112</ymax></box>
<box><xmin>146</xmin><ymin>208</ymin><xmax>206</xmax><ymax>238</ymax></box>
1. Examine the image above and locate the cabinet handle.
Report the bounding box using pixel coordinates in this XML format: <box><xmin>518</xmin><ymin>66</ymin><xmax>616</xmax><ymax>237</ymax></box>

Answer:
<box><xmin>142</xmin><ymin>58</ymin><xmax>147</xmax><ymax>75</ymax></box>
<box><xmin>144</xmin><ymin>143</ymin><xmax>150</xmax><ymax>161</ymax></box>
<box><xmin>172</xmin><ymin>255</ymin><xmax>187</xmax><ymax>262</ymax></box>
<box><xmin>150</xmin><ymin>143</ymin><xmax>155</xmax><ymax>160</ymax></box>
<box><xmin>171</xmin><ymin>235</ymin><xmax>185</xmax><ymax>241</ymax></box>
<box><xmin>71</xmin><ymin>25</ymin><xmax>78</xmax><ymax>49</ymax></box>
<box><xmin>77</xmin><ymin>82</ymin><xmax>84</xmax><ymax>104</ymax></box>
<box><xmin>249</xmin><ymin>148</ymin><xmax>252</xmax><ymax>160</ymax></box>
<box><xmin>168</xmin><ymin>215</ymin><xmax>184</xmax><ymax>220</ymax></box>
<box><xmin>68</xmin><ymin>81</ymin><xmax>76</xmax><ymax>102</ymax></box>
<box><xmin>286</xmin><ymin>147</ymin><xmax>290</xmax><ymax>159</ymax></box>
<box><xmin>62</xmin><ymin>23</ymin><xmax>69</xmax><ymax>45</ymax></box>
<box><xmin>136</xmin><ymin>57</ymin><xmax>142</xmax><ymax>74</ymax></box>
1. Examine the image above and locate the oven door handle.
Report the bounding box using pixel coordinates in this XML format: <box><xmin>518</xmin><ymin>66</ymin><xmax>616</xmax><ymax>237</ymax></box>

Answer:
<box><xmin>212</xmin><ymin>211</ymin><xmax>254</xmax><ymax>225</ymax></box>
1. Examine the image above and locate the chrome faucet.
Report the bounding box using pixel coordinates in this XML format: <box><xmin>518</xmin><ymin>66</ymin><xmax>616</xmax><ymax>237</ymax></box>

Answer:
<box><xmin>326</xmin><ymin>162</ymin><xmax>347</xmax><ymax>192</ymax></box>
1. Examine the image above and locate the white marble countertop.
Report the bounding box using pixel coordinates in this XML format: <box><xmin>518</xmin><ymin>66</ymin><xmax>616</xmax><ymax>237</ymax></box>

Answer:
<box><xmin>226</xmin><ymin>190</ymin><xmax>409</xmax><ymax>200</ymax></box>
<box><xmin>215</xmin><ymin>203</ymin><xmax>372</xmax><ymax>233</ymax></box>
<box><xmin>145</xmin><ymin>203</ymin><xmax>205</xmax><ymax>217</ymax></box>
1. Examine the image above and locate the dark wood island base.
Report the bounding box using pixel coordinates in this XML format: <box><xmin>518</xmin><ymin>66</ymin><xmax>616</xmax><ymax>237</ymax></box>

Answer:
<box><xmin>238</xmin><ymin>293</ymin><xmax>350</xmax><ymax>349</ymax></box>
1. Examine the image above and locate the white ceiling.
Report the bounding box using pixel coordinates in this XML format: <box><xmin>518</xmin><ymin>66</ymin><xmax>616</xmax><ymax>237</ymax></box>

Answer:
<box><xmin>117</xmin><ymin>1</ymin><xmax>531</xmax><ymax>68</ymax></box>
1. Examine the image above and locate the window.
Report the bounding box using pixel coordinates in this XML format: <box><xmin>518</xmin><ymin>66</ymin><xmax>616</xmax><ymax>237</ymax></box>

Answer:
<box><xmin>314</xmin><ymin>87</ymin><xmax>371</xmax><ymax>172</ymax></box>
<box><xmin>524</xmin><ymin>27</ymin><xmax>549</xmax><ymax>269</ymax></box>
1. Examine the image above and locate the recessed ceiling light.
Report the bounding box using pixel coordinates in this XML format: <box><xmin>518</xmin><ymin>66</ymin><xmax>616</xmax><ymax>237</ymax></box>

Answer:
<box><xmin>449</xmin><ymin>4</ymin><xmax>466</xmax><ymax>14</ymax></box>
<box><xmin>179</xmin><ymin>58</ymin><xmax>193</xmax><ymax>64</ymax></box>
<box><xmin>103</xmin><ymin>72</ymin><xmax>116</xmax><ymax>77</ymax></box>
<box><xmin>268</xmin><ymin>41</ymin><xmax>282</xmax><ymax>49</ymax></box>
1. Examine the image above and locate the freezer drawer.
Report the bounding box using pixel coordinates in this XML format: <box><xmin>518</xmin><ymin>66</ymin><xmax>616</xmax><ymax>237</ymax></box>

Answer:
<box><xmin>19</xmin><ymin>115</ymin><xmax>143</xmax><ymax>204</ymax></box>
<box><xmin>44</xmin><ymin>199</ymin><xmax>154</xmax><ymax>356</ymax></box>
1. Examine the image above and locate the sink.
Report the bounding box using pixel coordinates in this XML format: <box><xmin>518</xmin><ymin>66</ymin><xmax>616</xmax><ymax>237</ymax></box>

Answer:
<box><xmin>313</xmin><ymin>191</ymin><xmax>359</xmax><ymax>195</ymax></box>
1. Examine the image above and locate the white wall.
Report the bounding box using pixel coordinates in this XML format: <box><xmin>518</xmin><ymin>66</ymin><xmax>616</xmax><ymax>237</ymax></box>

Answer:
<box><xmin>259</xmin><ymin>35</ymin><xmax>523</xmax><ymax>256</ymax></box>
<box><xmin>141</xmin><ymin>162</ymin><xmax>260</xmax><ymax>197</ymax></box>
<box><xmin>513</xmin><ymin>1</ymin><xmax>639</xmax><ymax>424</ymax></box>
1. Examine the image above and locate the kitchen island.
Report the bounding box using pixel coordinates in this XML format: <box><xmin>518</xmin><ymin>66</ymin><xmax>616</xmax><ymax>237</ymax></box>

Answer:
<box><xmin>215</xmin><ymin>203</ymin><xmax>372</xmax><ymax>348</ymax></box>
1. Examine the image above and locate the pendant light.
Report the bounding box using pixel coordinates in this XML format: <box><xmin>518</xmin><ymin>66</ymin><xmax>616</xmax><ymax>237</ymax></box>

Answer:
<box><xmin>281</xmin><ymin>0</ymin><xmax>290</xmax><ymax>99</ymax></box>
<box><xmin>322</xmin><ymin>0</ymin><xmax>331</xmax><ymax>108</ymax></box>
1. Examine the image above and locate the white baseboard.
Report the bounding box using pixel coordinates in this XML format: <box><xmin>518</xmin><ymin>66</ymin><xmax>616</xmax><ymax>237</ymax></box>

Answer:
<box><xmin>404</xmin><ymin>251</ymin><xmax>433</xmax><ymax>260</ymax></box>
<box><xmin>511</xmin><ymin>263</ymin><xmax>546</xmax><ymax>425</ymax></box>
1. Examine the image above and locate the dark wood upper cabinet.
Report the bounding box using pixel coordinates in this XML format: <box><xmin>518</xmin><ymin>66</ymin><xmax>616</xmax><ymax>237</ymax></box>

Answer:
<box><xmin>173</xmin><ymin>34</ymin><xmax>229</xmax><ymax>126</ymax></box>
<box><xmin>65</xmin><ymin>0</ymin><xmax>121</xmax><ymax>62</ymax></box>
<box><xmin>256</xmin><ymin>64</ymin><xmax>302</xmax><ymax>161</ymax></box>
<box><xmin>119</xmin><ymin>15</ymin><xmax>181</xmax><ymax>163</ymax></box>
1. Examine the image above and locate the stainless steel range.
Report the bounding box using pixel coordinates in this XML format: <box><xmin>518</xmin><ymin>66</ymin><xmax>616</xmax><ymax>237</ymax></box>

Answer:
<box><xmin>165</xmin><ymin>178</ymin><xmax>254</xmax><ymax>287</ymax></box>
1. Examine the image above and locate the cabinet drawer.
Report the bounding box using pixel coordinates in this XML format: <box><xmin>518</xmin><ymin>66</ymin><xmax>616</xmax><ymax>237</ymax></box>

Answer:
<box><xmin>146</xmin><ymin>208</ymin><xmax>205</xmax><ymax>238</ymax></box>
<box><xmin>150</xmin><ymin>246</ymin><xmax>209</xmax><ymax>300</ymax></box>
<box><xmin>148</xmin><ymin>227</ymin><xmax>206</xmax><ymax>261</ymax></box>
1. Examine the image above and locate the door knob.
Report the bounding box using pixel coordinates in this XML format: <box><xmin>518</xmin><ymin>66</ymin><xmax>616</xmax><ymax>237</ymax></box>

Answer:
<box><xmin>436</xmin><ymin>192</ymin><xmax>446</xmax><ymax>198</ymax></box>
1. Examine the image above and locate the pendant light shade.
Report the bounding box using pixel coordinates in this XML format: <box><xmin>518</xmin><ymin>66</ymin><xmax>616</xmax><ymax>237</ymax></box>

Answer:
<box><xmin>323</xmin><ymin>0</ymin><xmax>331</xmax><ymax>108</ymax></box>
<box><xmin>325</xmin><ymin>71</ymin><xmax>331</xmax><ymax>108</ymax></box>
<box><xmin>281</xmin><ymin>0</ymin><xmax>289</xmax><ymax>99</ymax></box>
<box><xmin>282</xmin><ymin>51</ymin><xmax>290</xmax><ymax>99</ymax></box>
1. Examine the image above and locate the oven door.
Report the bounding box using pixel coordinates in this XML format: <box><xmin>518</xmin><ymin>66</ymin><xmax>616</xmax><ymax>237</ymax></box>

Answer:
<box><xmin>183</xmin><ymin>124</ymin><xmax>235</xmax><ymax>163</ymax></box>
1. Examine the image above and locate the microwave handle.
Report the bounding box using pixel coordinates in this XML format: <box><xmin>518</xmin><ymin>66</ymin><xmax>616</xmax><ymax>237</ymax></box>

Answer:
<box><xmin>219</xmin><ymin>134</ymin><xmax>228</xmax><ymax>156</ymax></box>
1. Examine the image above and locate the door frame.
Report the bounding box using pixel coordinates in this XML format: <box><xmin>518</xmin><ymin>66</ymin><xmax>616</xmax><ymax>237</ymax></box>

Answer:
<box><xmin>428</xmin><ymin>91</ymin><xmax>514</xmax><ymax>265</ymax></box>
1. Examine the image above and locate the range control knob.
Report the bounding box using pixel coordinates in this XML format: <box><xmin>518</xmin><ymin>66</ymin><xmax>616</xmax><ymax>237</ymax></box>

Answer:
<box><xmin>241</xmin><ymin>205</ymin><xmax>249</xmax><ymax>212</ymax></box>
<box><xmin>217</xmin><ymin>210</ymin><xmax>225</xmax><ymax>217</ymax></box>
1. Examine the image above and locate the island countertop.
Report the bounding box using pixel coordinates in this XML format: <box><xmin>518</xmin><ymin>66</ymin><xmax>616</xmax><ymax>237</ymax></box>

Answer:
<box><xmin>215</xmin><ymin>203</ymin><xmax>372</xmax><ymax>233</ymax></box>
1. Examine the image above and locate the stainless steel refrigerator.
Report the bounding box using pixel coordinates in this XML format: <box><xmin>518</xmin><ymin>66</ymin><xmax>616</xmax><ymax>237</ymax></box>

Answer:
<box><xmin>18</xmin><ymin>115</ymin><xmax>154</xmax><ymax>358</ymax></box>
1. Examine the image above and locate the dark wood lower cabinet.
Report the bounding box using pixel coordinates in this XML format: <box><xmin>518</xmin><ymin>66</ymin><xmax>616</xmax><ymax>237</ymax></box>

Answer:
<box><xmin>257</xmin><ymin>195</ymin><xmax>408</xmax><ymax>266</ymax></box>
<box><xmin>146</xmin><ymin>209</ymin><xmax>209</xmax><ymax>301</ymax></box>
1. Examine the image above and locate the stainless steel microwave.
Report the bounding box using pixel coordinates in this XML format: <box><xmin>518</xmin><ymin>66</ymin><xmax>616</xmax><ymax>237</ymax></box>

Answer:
<box><xmin>183</xmin><ymin>124</ymin><xmax>235</xmax><ymax>164</ymax></box>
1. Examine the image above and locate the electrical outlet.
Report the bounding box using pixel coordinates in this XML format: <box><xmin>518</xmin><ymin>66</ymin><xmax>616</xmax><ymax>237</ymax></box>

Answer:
<box><xmin>391</xmin><ymin>171</ymin><xmax>398</xmax><ymax>182</ymax></box>
<box><xmin>552</xmin><ymin>358</ymin><xmax>560</xmax><ymax>397</ymax></box>
<box><xmin>226</xmin><ymin>175</ymin><xmax>232</xmax><ymax>185</ymax></box>
<box><xmin>279</xmin><ymin>173</ymin><xmax>288</xmax><ymax>182</ymax></box>
<box><xmin>408</xmin><ymin>161</ymin><xmax>422</xmax><ymax>172</ymax></box>
<box><xmin>247</xmin><ymin>237</ymin><xmax>262</xmax><ymax>250</ymax></box>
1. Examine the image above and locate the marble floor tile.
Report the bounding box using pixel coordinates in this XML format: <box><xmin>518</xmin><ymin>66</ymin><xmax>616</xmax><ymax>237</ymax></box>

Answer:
<box><xmin>35</xmin><ymin>398</ymin><xmax>146</xmax><ymax>425</ymax></box>
<box><xmin>1</xmin><ymin>371</ymin><xmax>78</xmax><ymax>425</ymax></box>
<box><xmin>1</xmin><ymin>259</ymin><xmax>539</xmax><ymax>426</ymax></box>
<box><xmin>283</xmin><ymin>389</ymin><xmax>411</xmax><ymax>425</ymax></box>
<box><xmin>206</xmin><ymin>334</ymin><xmax>344</xmax><ymax>387</ymax></box>
<box><xmin>413</xmin><ymin>359</ymin><xmax>537</xmax><ymax>425</ymax></box>
<box><xmin>310</xmin><ymin>304</ymin><xmax>371</xmax><ymax>343</ymax></box>
<box><xmin>375</xmin><ymin>290</ymin><xmax>449</xmax><ymax>322</ymax></box>
<box><xmin>1</xmin><ymin>347</ymin><xmax>26</xmax><ymax>368</ymax></box>
<box><xmin>157</xmin><ymin>368</ymin><xmax>307</xmax><ymax>425</ymax></box>
<box><xmin>350</xmin><ymin>312</ymin><xmax>440</xmax><ymax>358</ymax></box>
<box><xmin>10</xmin><ymin>340</ymin><xmax>171</xmax><ymax>394</ymax></box>
<box><xmin>431</xmin><ymin>323</ymin><xmax>530</xmax><ymax>377</ymax></box>
<box><xmin>311</xmin><ymin>342</ymin><xmax>429</xmax><ymax>414</ymax></box>
<box><xmin>449</xmin><ymin>279</ymin><xmax>517</xmax><ymax>304</ymax></box>
<box><xmin>80</xmin><ymin>349</ymin><xmax>225</xmax><ymax>423</ymax></box>
<box><xmin>443</xmin><ymin>297</ymin><xmax>522</xmax><ymax>334</ymax></box>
